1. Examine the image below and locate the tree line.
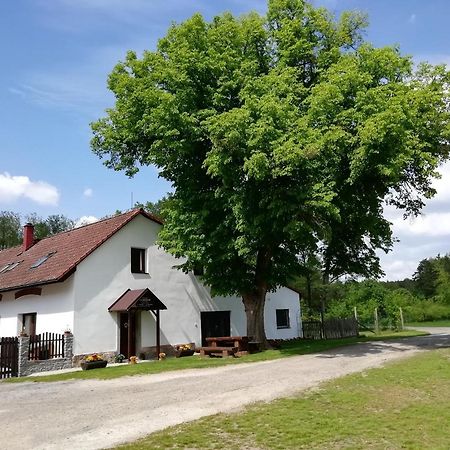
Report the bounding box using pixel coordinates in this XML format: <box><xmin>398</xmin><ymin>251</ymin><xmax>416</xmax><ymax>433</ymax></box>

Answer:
<box><xmin>0</xmin><ymin>211</ymin><xmax>74</xmax><ymax>250</ymax></box>
<box><xmin>293</xmin><ymin>254</ymin><xmax>450</xmax><ymax>327</ymax></box>
<box><xmin>0</xmin><ymin>201</ymin><xmax>167</xmax><ymax>251</ymax></box>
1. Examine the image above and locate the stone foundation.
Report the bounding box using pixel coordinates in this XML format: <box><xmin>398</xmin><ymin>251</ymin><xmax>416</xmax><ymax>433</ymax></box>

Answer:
<box><xmin>139</xmin><ymin>342</ymin><xmax>196</xmax><ymax>360</ymax></box>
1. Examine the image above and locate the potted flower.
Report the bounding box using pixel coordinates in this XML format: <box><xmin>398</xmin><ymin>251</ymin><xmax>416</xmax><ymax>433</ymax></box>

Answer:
<box><xmin>175</xmin><ymin>343</ymin><xmax>195</xmax><ymax>358</ymax></box>
<box><xmin>80</xmin><ymin>353</ymin><xmax>108</xmax><ymax>370</ymax></box>
<box><xmin>114</xmin><ymin>353</ymin><xmax>126</xmax><ymax>363</ymax></box>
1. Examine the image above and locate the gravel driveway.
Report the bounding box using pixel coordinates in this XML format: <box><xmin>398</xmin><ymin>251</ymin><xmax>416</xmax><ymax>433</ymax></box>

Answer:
<box><xmin>1</xmin><ymin>330</ymin><xmax>449</xmax><ymax>450</ymax></box>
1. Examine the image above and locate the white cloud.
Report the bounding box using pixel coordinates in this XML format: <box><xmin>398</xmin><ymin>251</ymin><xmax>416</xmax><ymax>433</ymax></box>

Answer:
<box><xmin>83</xmin><ymin>188</ymin><xmax>93</xmax><ymax>198</ymax></box>
<box><xmin>391</xmin><ymin>212</ymin><xmax>450</xmax><ymax>237</ymax></box>
<box><xmin>408</xmin><ymin>13</ymin><xmax>416</xmax><ymax>24</ymax></box>
<box><xmin>379</xmin><ymin>162</ymin><xmax>450</xmax><ymax>280</ymax></box>
<box><xmin>0</xmin><ymin>172</ymin><xmax>59</xmax><ymax>206</ymax></box>
<box><xmin>381</xmin><ymin>259</ymin><xmax>418</xmax><ymax>281</ymax></box>
<box><xmin>386</xmin><ymin>162</ymin><xmax>450</xmax><ymax>238</ymax></box>
<box><xmin>75</xmin><ymin>216</ymin><xmax>98</xmax><ymax>228</ymax></box>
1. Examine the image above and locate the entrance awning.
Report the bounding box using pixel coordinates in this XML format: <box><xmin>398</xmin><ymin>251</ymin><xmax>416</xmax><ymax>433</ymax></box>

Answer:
<box><xmin>108</xmin><ymin>288</ymin><xmax>167</xmax><ymax>312</ymax></box>
<box><xmin>109</xmin><ymin>288</ymin><xmax>167</xmax><ymax>360</ymax></box>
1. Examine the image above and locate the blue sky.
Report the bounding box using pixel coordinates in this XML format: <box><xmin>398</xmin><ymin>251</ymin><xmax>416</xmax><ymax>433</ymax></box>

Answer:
<box><xmin>1</xmin><ymin>0</ymin><xmax>449</xmax><ymax>279</ymax></box>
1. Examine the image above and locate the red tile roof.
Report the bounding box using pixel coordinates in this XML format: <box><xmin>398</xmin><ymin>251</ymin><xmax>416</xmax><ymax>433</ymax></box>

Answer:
<box><xmin>0</xmin><ymin>209</ymin><xmax>162</xmax><ymax>293</ymax></box>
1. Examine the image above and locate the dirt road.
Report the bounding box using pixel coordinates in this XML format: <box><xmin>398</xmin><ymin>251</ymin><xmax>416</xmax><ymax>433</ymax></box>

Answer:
<box><xmin>1</xmin><ymin>331</ymin><xmax>448</xmax><ymax>450</ymax></box>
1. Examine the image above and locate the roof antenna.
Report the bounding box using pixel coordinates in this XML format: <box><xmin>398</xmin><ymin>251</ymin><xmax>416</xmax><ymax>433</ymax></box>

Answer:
<box><xmin>131</xmin><ymin>192</ymin><xmax>134</xmax><ymax>210</ymax></box>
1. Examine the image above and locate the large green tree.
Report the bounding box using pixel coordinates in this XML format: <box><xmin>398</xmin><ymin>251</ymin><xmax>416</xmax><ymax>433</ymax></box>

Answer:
<box><xmin>91</xmin><ymin>0</ymin><xmax>450</xmax><ymax>346</ymax></box>
<box><xmin>0</xmin><ymin>211</ymin><xmax>21</xmax><ymax>250</ymax></box>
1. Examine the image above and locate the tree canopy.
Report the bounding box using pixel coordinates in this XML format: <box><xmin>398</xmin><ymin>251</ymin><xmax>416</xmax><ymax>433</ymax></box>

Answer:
<box><xmin>0</xmin><ymin>211</ymin><xmax>74</xmax><ymax>250</ymax></box>
<box><xmin>0</xmin><ymin>211</ymin><xmax>21</xmax><ymax>250</ymax></box>
<box><xmin>25</xmin><ymin>213</ymin><xmax>74</xmax><ymax>241</ymax></box>
<box><xmin>91</xmin><ymin>0</ymin><xmax>450</xmax><ymax>344</ymax></box>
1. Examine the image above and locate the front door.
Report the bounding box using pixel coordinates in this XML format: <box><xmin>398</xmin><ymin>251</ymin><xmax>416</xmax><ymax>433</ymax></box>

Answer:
<box><xmin>119</xmin><ymin>312</ymin><xmax>136</xmax><ymax>358</ymax></box>
<box><xmin>201</xmin><ymin>311</ymin><xmax>231</xmax><ymax>346</ymax></box>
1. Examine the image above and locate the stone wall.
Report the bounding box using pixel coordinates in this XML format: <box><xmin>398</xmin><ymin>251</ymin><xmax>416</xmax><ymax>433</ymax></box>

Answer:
<box><xmin>17</xmin><ymin>334</ymin><xmax>74</xmax><ymax>377</ymax></box>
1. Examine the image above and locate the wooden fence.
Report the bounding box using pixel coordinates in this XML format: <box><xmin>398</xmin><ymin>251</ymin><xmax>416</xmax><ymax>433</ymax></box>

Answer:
<box><xmin>0</xmin><ymin>337</ymin><xmax>19</xmax><ymax>379</ymax></box>
<box><xmin>302</xmin><ymin>321</ymin><xmax>323</xmax><ymax>339</ymax></box>
<box><xmin>302</xmin><ymin>317</ymin><xmax>358</xmax><ymax>340</ymax></box>
<box><xmin>28</xmin><ymin>332</ymin><xmax>65</xmax><ymax>361</ymax></box>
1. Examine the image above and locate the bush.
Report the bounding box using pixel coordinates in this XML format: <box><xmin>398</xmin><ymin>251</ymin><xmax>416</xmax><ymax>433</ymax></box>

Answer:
<box><xmin>403</xmin><ymin>300</ymin><xmax>450</xmax><ymax>322</ymax></box>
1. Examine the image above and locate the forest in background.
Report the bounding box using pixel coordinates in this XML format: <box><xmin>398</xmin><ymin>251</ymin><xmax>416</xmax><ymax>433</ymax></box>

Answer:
<box><xmin>292</xmin><ymin>254</ymin><xmax>450</xmax><ymax>327</ymax></box>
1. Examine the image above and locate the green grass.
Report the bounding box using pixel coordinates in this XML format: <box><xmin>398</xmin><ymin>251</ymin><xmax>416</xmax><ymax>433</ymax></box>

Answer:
<box><xmin>5</xmin><ymin>330</ymin><xmax>427</xmax><ymax>384</ymax></box>
<box><xmin>406</xmin><ymin>320</ymin><xmax>450</xmax><ymax>327</ymax></box>
<box><xmin>116</xmin><ymin>348</ymin><xmax>450</xmax><ymax>450</ymax></box>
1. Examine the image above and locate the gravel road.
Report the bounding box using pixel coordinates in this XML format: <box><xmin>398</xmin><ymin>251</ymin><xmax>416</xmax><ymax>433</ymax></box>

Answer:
<box><xmin>1</xmin><ymin>330</ymin><xmax>449</xmax><ymax>450</ymax></box>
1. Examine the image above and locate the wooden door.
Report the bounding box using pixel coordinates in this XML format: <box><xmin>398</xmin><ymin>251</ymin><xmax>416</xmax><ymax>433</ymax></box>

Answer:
<box><xmin>201</xmin><ymin>311</ymin><xmax>231</xmax><ymax>346</ymax></box>
<box><xmin>119</xmin><ymin>312</ymin><xmax>136</xmax><ymax>358</ymax></box>
<box><xmin>22</xmin><ymin>313</ymin><xmax>36</xmax><ymax>336</ymax></box>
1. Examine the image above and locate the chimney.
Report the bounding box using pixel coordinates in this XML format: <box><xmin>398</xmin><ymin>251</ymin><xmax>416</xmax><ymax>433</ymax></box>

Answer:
<box><xmin>23</xmin><ymin>223</ymin><xmax>35</xmax><ymax>251</ymax></box>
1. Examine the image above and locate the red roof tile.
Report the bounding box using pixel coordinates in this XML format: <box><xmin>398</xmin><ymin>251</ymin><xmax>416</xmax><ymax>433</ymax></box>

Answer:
<box><xmin>0</xmin><ymin>209</ymin><xmax>162</xmax><ymax>293</ymax></box>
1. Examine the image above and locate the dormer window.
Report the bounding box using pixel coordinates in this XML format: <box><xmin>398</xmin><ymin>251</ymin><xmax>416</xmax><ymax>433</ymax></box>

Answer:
<box><xmin>131</xmin><ymin>248</ymin><xmax>146</xmax><ymax>273</ymax></box>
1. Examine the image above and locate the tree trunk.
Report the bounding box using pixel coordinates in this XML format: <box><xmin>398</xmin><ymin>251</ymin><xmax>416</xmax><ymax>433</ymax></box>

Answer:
<box><xmin>320</xmin><ymin>271</ymin><xmax>330</xmax><ymax>339</ymax></box>
<box><xmin>241</xmin><ymin>247</ymin><xmax>272</xmax><ymax>349</ymax></box>
<box><xmin>242</xmin><ymin>290</ymin><xmax>268</xmax><ymax>349</ymax></box>
<box><xmin>306</xmin><ymin>272</ymin><xmax>312</xmax><ymax>311</ymax></box>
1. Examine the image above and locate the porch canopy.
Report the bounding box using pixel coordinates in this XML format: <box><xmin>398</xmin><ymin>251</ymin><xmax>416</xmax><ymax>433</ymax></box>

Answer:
<box><xmin>109</xmin><ymin>288</ymin><xmax>167</xmax><ymax>359</ymax></box>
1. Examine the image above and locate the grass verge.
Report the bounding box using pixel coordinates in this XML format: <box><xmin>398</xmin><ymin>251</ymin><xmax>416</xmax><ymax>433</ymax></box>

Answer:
<box><xmin>406</xmin><ymin>320</ymin><xmax>450</xmax><ymax>327</ymax></box>
<box><xmin>4</xmin><ymin>329</ymin><xmax>427</xmax><ymax>383</ymax></box>
<box><xmin>116</xmin><ymin>347</ymin><xmax>450</xmax><ymax>450</ymax></box>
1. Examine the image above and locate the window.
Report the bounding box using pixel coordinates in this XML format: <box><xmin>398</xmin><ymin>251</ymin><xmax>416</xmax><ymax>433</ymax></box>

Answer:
<box><xmin>276</xmin><ymin>309</ymin><xmax>290</xmax><ymax>329</ymax></box>
<box><xmin>0</xmin><ymin>264</ymin><xmax>11</xmax><ymax>273</ymax></box>
<box><xmin>0</xmin><ymin>261</ymin><xmax>21</xmax><ymax>273</ymax></box>
<box><xmin>131</xmin><ymin>248</ymin><xmax>146</xmax><ymax>273</ymax></box>
<box><xmin>20</xmin><ymin>313</ymin><xmax>37</xmax><ymax>336</ymax></box>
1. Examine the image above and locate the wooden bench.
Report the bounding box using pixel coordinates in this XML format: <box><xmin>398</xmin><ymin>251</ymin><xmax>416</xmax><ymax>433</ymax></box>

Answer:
<box><xmin>199</xmin><ymin>346</ymin><xmax>238</xmax><ymax>358</ymax></box>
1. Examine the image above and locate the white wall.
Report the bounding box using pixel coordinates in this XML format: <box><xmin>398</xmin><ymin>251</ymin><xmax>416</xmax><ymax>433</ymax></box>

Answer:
<box><xmin>71</xmin><ymin>214</ymin><xmax>212</xmax><ymax>354</ymax></box>
<box><xmin>0</xmin><ymin>278</ymin><xmax>75</xmax><ymax>338</ymax></box>
<box><xmin>265</xmin><ymin>287</ymin><xmax>302</xmax><ymax>339</ymax></box>
<box><xmin>213</xmin><ymin>287</ymin><xmax>302</xmax><ymax>340</ymax></box>
<box><xmin>72</xmin><ymin>214</ymin><xmax>160</xmax><ymax>355</ymax></box>
<box><xmin>0</xmin><ymin>214</ymin><xmax>302</xmax><ymax>352</ymax></box>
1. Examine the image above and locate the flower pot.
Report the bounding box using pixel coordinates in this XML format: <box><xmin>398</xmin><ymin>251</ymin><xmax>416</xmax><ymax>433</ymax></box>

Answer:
<box><xmin>80</xmin><ymin>360</ymin><xmax>108</xmax><ymax>370</ymax></box>
<box><xmin>176</xmin><ymin>349</ymin><xmax>195</xmax><ymax>358</ymax></box>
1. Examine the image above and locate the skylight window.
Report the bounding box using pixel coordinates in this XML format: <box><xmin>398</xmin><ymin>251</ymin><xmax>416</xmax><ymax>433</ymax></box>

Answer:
<box><xmin>0</xmin><ymin>261</ymin><xmax>21</xmax><ymax>273</ymax></box>
<box><xmin>0</xmin><ymin>264</ymin><xmax>11</xmax><ymax>274</ymax></box>
<box><xmin>5</xmin><ymin>262</ymin><xmax>20</xmax><ymax>271</ymax></box>
<box><xmin>30</xmin><ymin>251</ymin><xmax>56</xmax><ymax>269</ymax></box>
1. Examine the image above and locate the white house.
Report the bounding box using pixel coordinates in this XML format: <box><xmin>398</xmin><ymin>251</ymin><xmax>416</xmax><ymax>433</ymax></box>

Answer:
<box><xmin>0</xmin><ymin>209</ymin><xmax>302</xmax><ymax>360</ymax></box>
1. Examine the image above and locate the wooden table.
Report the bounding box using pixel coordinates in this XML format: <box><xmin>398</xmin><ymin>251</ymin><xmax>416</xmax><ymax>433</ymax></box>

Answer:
<box><xmin>205</xmin><ymin>336</ymin><xmax>249</xmax><ymax>356</ymax></box>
